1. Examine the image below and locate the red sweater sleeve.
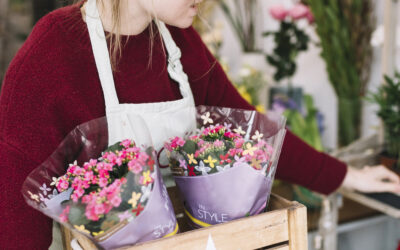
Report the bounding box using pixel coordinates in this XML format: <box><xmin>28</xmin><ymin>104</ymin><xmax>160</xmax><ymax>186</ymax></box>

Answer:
<box><xmin>193</xmin><ymin>30</ymin><xmax>347</xmax><ymax>195</ymax></box>
<box><xmin>0</xmin><ymin>13</ymin><xmax>67</xmax><ymax>249</ymax></box>
<box><xmin>277</xmin><ymin>131</ymin><xmax>347</xmax><ymax>194</ymax></box>
<box><xmin>0</xmin><ymin>141</ymin><xmax>53</xmax><ymax>249</ymax></box>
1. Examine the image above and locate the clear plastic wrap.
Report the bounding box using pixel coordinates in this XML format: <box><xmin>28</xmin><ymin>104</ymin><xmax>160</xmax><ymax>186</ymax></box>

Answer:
<box><xmin>21</xmin><ymin>116</ymin><xmax>177</xmax><ymax>249</ymax></box>
<box><xmin>164</xmin><ymin>106</ymin><xmax>286</xmax><ymax>228</ymax></box>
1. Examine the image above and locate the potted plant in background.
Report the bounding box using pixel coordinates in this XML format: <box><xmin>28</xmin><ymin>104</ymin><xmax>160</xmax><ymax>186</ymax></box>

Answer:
<box><xmin>218</xmin><ymin>0</ymin><xmax>267</xmax><ymax>71</ymax></box>
<box><xmin>263</xmin><ymin>3</ymin><xmax>313</xmax><ymax>110</ymax></box>
<box><xmin>306</xmin><ymin>0</ymin><xmax>374</xmax><ymax>146</ymax></box>
<box><xmin>219</xmin><ymin>0</ymin><xmax>260</xmax><ymax>53</ymax></box>
<box><xmin>368</xmin><ymin>73</ymin><xmax>400</xmax><ymax>173</ymax></box>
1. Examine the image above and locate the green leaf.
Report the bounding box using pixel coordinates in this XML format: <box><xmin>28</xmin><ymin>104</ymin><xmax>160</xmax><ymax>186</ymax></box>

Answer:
<box><xmin>182</xmin><ymin>140</ymin><xmax>197</xmax><ymax>154</ymax></box>
<box><xmin>105</xmin><ymin>141</ymin><xmax>124</xmax><ymax>153</ymax></box>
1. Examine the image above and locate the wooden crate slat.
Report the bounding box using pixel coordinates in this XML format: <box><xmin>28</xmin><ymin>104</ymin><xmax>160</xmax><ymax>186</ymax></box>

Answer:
<box><xmin>64</xmin><ymin>193</ymin><xmax>307</xmax><ymax>249</ymax></box>
<box><xmin>287</xmin><ymin>202</ymin><xmax>308</xmax><ymax>250</ymax></box>
<box><xmin>123</xmin><ymin>209</ymin><xmax>289</xmax><ymax>250</ymax></box>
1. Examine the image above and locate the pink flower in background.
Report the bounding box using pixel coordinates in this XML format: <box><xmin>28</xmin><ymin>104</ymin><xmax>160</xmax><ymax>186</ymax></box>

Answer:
<box><xmin>289</xmin><ymin>3</ymin><xmax>310</xmax><ymax>20</ymax></box>
<box><xmin>306</xmin><ymin>10</ymin><xmax>314</xmax><ymax>24</ymax></box>
<box><xmin>269</xmin><ymin>5</ymin><xmax>288</xmax><ymax>21</ymax></box>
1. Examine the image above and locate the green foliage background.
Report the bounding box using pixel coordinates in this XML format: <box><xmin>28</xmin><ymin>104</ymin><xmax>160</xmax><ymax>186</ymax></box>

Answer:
<box><xmin>306</xmin><ymin>0</ymin><xmax>374</xmax><ymax>146</ymax></box>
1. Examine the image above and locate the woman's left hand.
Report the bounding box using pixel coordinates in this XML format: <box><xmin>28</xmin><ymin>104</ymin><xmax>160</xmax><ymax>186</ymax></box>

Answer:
<box><xmin>341</xmin><ymin>165</ymin><xmax>400</xmax><ymax>194</ymax></box>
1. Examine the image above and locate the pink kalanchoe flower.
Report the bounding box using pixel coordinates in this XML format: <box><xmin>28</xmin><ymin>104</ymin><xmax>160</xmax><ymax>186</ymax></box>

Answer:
<box><xmin>89</xmin><ymin>159</ymin><xmax>97</xmax><ymax>166</ymax></box>
<box><xmin>128</xmin><ymin>160</ymin><xmax>143</xmax><ymax>174</ymax></box>
<box><xmin>71</xmin><ymin>192</ymin><xmax>80</xmax><ymax>202</ymax></box>
<box><xmin>57</xmin><ymin>178</ymin><xmax>69</xmax><ymax>192</ymax></box>
<box><xmin>120</xmin><ymin>139</ymin><xmax>132</xmax><ymax>148</ymax></box>
<box><xmin>110</xmin><ymin>195</ymin><xmax>122</xmax><ymax>207</ymax></box>
<box><xmin>224</xmin><ymin>131</ymin><xmax>234</xmax><ymax>138</ymax></box>
<box><xmin>234</xmin><ymin>138</ymin><xmax>245</xmax><ymax>148</ymax></box>
<box><xmin>269</xmin><ymin>5</ymin><xmax>288</xmax><ymax>21</ymax></box>
<box><xmin>137</xmin><ymin>152</ymin><xmax>149</xmax><ymax>163</ymax></box>
<box><xmin>75</xmin><ymin>187</ymin><xmax>85</xmax><ymax>198</ymax></box>
<box><xmin>119</xmin><ymin>150</ymin><xmax>127</xmax><ymax>159</ymax></box>
<box><xmin>213</xmin><ymin>140</ymin><xmax>224</xmax><ymax>148</ymax></box>
<box><xmin>115</xmin><ymin>157</ymin><xmax>123</xmax><ymax>166</ymax></box>
<box><xmin>81</xmin><ymin>193</ymin><xmax>94</xmax><ymax>204</ymax></box>
<box><xmin>289</xmin><ymin>3</ymin><xmax>310</xmax><ymax>20</ymax></box>
<box><xmin>104</xmin><ymin>163</ymin><xmax>113</xmax><ymax>171</ymax></box>
<box><xmin>99</xmin><ymin>177</ymin><xmax>109</xmax><ymax>188</ymax></box>
<box><xmin>164</xmin><ymin>142</ymin><xmax>173</xmax><ymax>152</ymax></box>
<box><xmin>67</xmin><ymin>165</ymin><xmax>77</xmax><ymax>175</ymax></box>
<box><xmin>170</xmin><ymin>136</ymin><xmax>185</xmax><ymax>149</ymax></box>
<box><xmin>85</xmin><ymin>204</ymin><xmax>99</xmax><ymax>221</ymax></box>
<box><xmin>197</xmin><ymin>139</ymin><xmax>205</xmax><ymax>147</ymax></box>
<box><xmin>177</xmin><ymin>138</ymin><xmax>185</xmax><ymax>147</ymax></box>
<box><xmin>189</xmin><ymin>135</ymin><xmax>199</xmax><ymax>141</ymax></box>
<box><xmin>106</xmin><ymin>152</ymin><xmax>117</xmax><ymax>163</ymax></box>
<box><xmin>84</xmin><ymin>171</ymin><xmax>94</xmax><ymax>182</ymax></box>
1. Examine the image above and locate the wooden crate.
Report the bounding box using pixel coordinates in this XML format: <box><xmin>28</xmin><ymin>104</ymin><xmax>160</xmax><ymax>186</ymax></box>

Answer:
<box><xmin>62</xmin><ymin>187</ymin><xmax>307</xmax><ymax>250</ymax></box>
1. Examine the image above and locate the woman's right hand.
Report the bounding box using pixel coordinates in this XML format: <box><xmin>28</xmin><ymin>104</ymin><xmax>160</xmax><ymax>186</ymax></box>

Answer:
<box><xmin>341</xmin><ymin>165</ymin><xmax>400</xmax><ymax>194</ymax></box>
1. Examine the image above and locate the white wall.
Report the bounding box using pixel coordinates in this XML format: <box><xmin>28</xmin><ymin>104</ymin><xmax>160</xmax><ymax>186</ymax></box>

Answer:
<box><xmin>214</xmin><ymin>0</ymin><xmax>399</xmax><ymax>150</ymax></box>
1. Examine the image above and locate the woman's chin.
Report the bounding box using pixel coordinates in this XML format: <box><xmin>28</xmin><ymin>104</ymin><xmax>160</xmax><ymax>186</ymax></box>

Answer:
<box><xmin>169</xmin><ymin>18</ymin><xmax>195</xmax><ymax>29</ymax></box>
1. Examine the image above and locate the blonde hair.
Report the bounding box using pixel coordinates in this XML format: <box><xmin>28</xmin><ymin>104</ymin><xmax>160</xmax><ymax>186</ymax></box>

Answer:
<box><xmin>80</xmin><ymin>0</ymin><xmax>161</xmax><ymax>71</ymax></box>
<box><xmin>80</xmin><ymin>0</ymin><xmax>216</xmax><ymax>78</ymax></box>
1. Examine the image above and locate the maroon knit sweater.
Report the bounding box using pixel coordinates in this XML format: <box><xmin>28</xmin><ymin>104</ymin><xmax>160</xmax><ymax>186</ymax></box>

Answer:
<box><xmin>0</xmin><ymin>3</ymin><xmax>346</xmax><ymax>249</ymax></box>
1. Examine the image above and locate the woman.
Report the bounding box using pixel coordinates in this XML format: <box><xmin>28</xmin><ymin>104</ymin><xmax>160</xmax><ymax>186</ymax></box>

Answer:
<box><xmin>0</xmin><ymin>0</ymin><xmax>399</xmax><ymax>249</ymax></box>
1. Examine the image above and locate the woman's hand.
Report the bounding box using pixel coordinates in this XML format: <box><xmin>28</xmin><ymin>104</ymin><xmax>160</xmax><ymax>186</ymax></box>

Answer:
<box><xmin>341</xmin><ymin>165</ymin><xmax>400</xmax><ymax>193</ymax></box>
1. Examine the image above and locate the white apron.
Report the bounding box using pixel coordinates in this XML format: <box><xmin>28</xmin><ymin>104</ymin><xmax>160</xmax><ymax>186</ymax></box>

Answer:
<box><xmin>85</xmin><ymin>0</ymin><xmax>196</xmax><ymax>151</ymax></box>
<box><xmin>50</xmin><ymin>1</ymin><xmax>196</xmax><ymax>248</ymax></box>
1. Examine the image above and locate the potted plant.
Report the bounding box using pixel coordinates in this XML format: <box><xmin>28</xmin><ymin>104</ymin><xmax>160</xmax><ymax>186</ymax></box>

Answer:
<box><xmin>263</xmin><ymin>3</ymin><xmax>313</xmax><ymax>110</ymax></box>
<box><xmin>219</xmin><ymin>0</ymin><xmax>260</xmax><ymax>53</ymax></box>
<box><xmin>306</xmin><ymin>0</ymin><xmax>374</xmax><ymax>146</ymax></box>
<box><xmin>218</xmin><ymin>0</ymin><xmax>270</xmax><ymax>74</ymax></box>
<box><xmin>368</xmin><ymin>73</ymin><xmax>400</xmax><ymax>172</ymax></box>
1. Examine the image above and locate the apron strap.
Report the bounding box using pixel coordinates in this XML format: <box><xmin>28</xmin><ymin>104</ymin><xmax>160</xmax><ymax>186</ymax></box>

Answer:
<box><xmin>85</xmin><ymin>0</ymin><xmax>120</xmax><ymax>110</ymax></box>
<box><xmin>157</xmin><ymin>22</ymin><xmax>191</xmax><ymax>99</ymax></box>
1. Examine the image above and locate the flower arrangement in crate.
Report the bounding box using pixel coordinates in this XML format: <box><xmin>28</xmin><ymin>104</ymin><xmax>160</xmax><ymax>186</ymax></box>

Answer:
<box><xmin>22</xmin><ymin>117</ymin><xmax>177</xmax><ymax>249</ymax></box>
<box><xmin>55</xmin><ymin>140</ymin><xmax>156</xmax><ymax>236</ymax></box>
<box><xmin>164</xmin><ymin>106</ymin><xmax>286</xmax><ymax>228</ymax></box>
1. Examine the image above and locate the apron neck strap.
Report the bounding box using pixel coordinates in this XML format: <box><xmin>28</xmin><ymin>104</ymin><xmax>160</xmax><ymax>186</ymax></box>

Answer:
<box><xmin>157</xmin><ymin>21</ymin><xmax>182</xmax><ymax>69</ymax></box>
<box><xmin>86</xmin><ymin>0</ymin><xmax>119</xmax><ymax>108</ymax></box>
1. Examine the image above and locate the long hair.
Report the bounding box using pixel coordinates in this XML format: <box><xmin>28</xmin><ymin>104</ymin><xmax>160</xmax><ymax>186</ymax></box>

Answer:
<box><xmin>80</xmin><ymin>0</ymin><xmax>162</xmax><ymax>71</ymax></box>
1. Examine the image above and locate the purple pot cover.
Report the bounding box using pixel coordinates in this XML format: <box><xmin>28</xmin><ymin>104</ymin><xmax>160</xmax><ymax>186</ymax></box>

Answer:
<box><xmin>174</xmin><ymin>163</ymin><xmax>271</xmax><ymax>227</ymax></box>
<box><xmin>98</xmin><ymin>166</ymin><xmax>177</xmax><ymax>249</ymax></box>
